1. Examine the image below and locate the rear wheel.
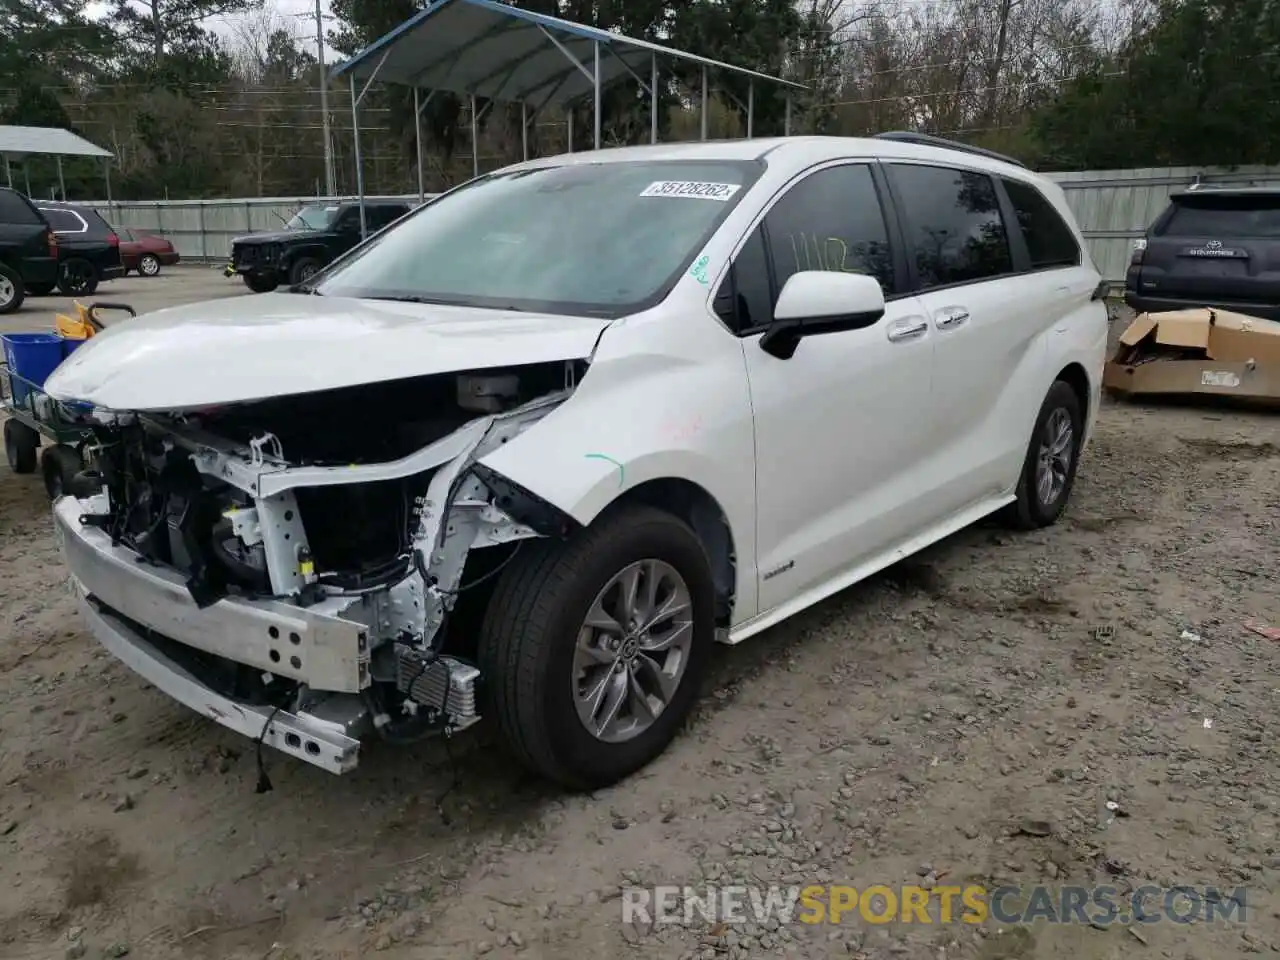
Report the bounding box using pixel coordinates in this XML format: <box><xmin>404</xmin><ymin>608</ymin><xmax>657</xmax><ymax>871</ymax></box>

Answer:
<box><xmin>243</xmin><ymin>272</ymin><xmax>278</xmax><ymax>293</ymax></box>
<box><xmin>478</xmin><ymin>504</ymin><xmax>714</xmax><ymax>790</ymax></box>
<box><xmin>4</xmin><ymin>419</ymin><xmax>39</xmax><ymax>473</ymax></box>
<box><xmin>1002</xmin><ymin>380</ymin><xmax>1083</xmax><ymax>529</ymax></box>
<box><xmin>40</xmin><ymin>444</ymin><xmax>82</xmax><ymax>500</ymax></box>
<box><xmin>139</xmin><ymin>253</ymin><xmax>161</xmax><ymax>277</ymax></box>
<box><xmin>58</xmin><ymin>258</ymin><xmax>99</xmax><ymax>297</ymax></box>
<box><xmin>0</xmin><ymin>263</ymin><xmax>25</xmax><ymax>314</ymax></box>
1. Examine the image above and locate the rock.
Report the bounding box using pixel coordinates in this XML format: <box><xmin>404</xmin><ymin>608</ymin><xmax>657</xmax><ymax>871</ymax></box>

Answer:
<box><xmin>374</xmin><ymin>935</ymin><xmax>392</xmax><ymax>951</ymax></box>
<box><xmin>104</xmin><ymin>945</ymin><xmax>130</xmax><ymax>958</ymax></box>
<box><xmin>112</xmin><ymin>794</ymin><xmax>134</xmax><ymax>813</ymax></box>
<box><xmin>1</xmin><ymin>819</ymin><xmax>17</xmax><ymax>836</ymax></box>
<box><xmin>482</xmin><ymin>914</ymin><xmax>497</xmax><ymax>931</ymax></box>
<box><xmin>476</xmin><ymin>941</ymin><xmax>493</xmax><ymax>955</ymax></box>
<box><xmin>916</xmin><ymin>863</ymin><xmax>933</xmax><ymax>877</ymax></box>
<box><xmin>612</xmin><ymin>816</ymin><xmax>630</xmax><ymax>830</ymax></box>
<box><xmin>126</xmin><ymin>766</ymin><xmax>149</xmax><ymax>781</ymax></box>
<box><xmin>65</xmin><ymin>943</ymin><xmax>86</xmax><ymax>960</ymax></box>
<box><xmin>509</xmin><ymin>931</ymin><xmax>525</xmax><ymax>949</ymax></box>
<box><xmin>67</xmin><ymin>927</ymin><xmax>84</xmax><ymax>943</ymax></box>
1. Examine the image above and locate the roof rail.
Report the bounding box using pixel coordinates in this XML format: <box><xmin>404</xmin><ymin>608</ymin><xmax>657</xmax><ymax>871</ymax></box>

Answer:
<box><xmin>872</xmin><ymin>131</ymin><xmax>1028</xmax><ymax>169</ymax></box>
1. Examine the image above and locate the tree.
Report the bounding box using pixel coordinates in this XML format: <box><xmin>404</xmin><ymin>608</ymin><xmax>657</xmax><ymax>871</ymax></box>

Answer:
<box><xmin>109</xmin><ymin>0</ymin><xmax>264</xmax><ymax>61</ymax></box>
<box><xmin>1031</xmin><ymin>0</ymin><xmax>1280</xmax><ymax>169</ymax></box>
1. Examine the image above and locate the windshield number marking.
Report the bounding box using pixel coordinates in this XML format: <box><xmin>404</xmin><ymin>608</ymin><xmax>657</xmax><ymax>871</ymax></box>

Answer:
<box><xmin>639</xmin><ymin>180</ymin><xmax>741</xmax><ymax>202</ymax></box>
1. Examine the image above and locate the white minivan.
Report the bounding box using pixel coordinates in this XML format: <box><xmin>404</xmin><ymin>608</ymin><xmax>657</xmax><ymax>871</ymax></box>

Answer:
<box><xmin>46</xmin><ymin>133</ymin><xmax>1108</xmax><ymax>789</ymax></box>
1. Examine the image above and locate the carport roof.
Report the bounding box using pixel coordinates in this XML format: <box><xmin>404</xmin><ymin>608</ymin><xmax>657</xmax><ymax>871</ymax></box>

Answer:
<box><xmin>330</xmin><ymin>0</ymin><xmax>806</xmax><ymax>108</ymax></box>
<box><xmin>0</xmin><ymin>126</ymin><xmax>112</xmax><ymax>159</ymax></box>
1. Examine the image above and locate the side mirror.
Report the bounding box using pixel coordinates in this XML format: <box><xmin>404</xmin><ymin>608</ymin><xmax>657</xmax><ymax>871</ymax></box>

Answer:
<box><xmin>762</xmin><ymin>271</ymin><xmax>886</xmax><ymax>359</ymax></box>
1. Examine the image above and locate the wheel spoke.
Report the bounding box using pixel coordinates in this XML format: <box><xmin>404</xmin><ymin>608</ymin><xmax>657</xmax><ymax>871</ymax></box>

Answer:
<box><xmin>634</xmin><ymin>653</ymin><xmax>678</xmax><ymax>703</ymax></box>
<box><xmin>593</xmin><ymin>670</ymin><xmax>628</xmax><ymax>736</ymax></box>
<box><xmin>626</xmin><ymin>666</ymin><xmax>658</xmax><ymax>721</ymax></box>
<box><xmin>574</xmin><ymin>628</ymin><xmax>615</xmax><ymax>666</ymax></box>
<box><xmin>617</xmin><ymin>564</ymin><xmax>642</xmax><ymax>622</ymax></box>
<box><xmin>641</xmin><ymin>590</ymin><xmax>691</xmax><ymax>633</ymax></box>
<box><xmin>639</xmin><ymin>617</ymin><xmax>692</xmax><ymax>654</ymax></box>
<box><xmin>583</xmin><ymin>595</ymin><xmax>624</xmax><ymax>636</ymax></box>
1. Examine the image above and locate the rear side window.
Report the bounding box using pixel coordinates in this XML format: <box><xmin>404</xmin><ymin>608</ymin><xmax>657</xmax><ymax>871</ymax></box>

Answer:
<box><xmin>1002</xmin><ymin>178</ymin><xmax>1080</xmax><ymax>269</ymax></box>
<box><xmin>889</xmin><ymin>164</ymin><xmax>1013</xmax><ymax>288</ymax></box>
<box><xmin>40</xmin><ymin>208</ymin><xmax>87</xmax><ymax>234</ymax></box>
<box><xmin>1161</xmin><ymin>195</ymin><xmax>1280</xmax><ymax>238</ymax></box>
<box><xmin>0</xmin><ymin>191</ymin><xmax>42</xmax><ymax>224</ymax></box>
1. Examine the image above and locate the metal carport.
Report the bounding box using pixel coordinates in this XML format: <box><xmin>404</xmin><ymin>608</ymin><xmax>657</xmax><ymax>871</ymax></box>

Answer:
<box><xmin>330</xmin><ymin>0</ymin><xmax>805</xmax><ymax>236</ymax></box>
<box><xmin>0</xmin><ymin>126</ymin><xmax>114</xmax><ymax>203</ymax></box>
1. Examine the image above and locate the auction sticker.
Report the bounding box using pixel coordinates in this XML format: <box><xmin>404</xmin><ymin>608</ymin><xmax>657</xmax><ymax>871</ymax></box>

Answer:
<box><xmin>639</xmin><ymin>180</ymin><xmax>742</xmax><ymax>201</ymax></box>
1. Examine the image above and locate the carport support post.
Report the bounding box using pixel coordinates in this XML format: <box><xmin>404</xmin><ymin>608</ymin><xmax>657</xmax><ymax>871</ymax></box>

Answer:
<box><xmin>700</xmin><ymin>66</ymin><xmax>708</xmax><ymax>141</ymax></box>
<box><xmin>566</xmin><ymin>107</ymin><xmax>574</xmax><ymax>153</ymax></box>
<box><xmin>650</xmin><ymin>54</ymin><xmax>658</xmax><ymax>144</ymax></box>
<box><xmin>349</xmin><ymin>76</ymin><xmax>367</xmax><ymax>239</ymax></box>
<box><xmin>784</xmin><ymin>94</ymin><xmax>792</xmax><ymax>136</ymax></box>
<box><xmin>413</xmin><ymin>87</ymin><xmax>425</xmax><ymax>205</ymax></box>
<box><xmin>747</xmin><ymin>80</ymin><xmax>754</xmax><ymax>138</ymax></box>
<box><xmin>592</xmin><ymin>41</ymin><xmax>601</xmax><ymax>151</ymax></box>
<box><xmin>56</xmin><ymin>156</ymin><xmax>66</xmax><ymax>200</ymax></box>
<box><xmin>4</xmin><ymin>156</ymin><xmax>10</xmax><ymax>188</ymax></box>
<box><xmin>22</xmin><ymin>163</ymin><xmax>30</xmax><ymax>198</ymax></box>
<box><xmin>521</xmin><ymin>102</ymin><xmax>528</xmax><ymax>161</ymax></box>
<box><xmin>104</xmin><ymin>159</ymin><xmax>112</xmax><ymax>207</ymax></box>
<box><xmin>470</xmin><ymin>95</ymin><xmax>479</xmax><ymax>179</ymax></box>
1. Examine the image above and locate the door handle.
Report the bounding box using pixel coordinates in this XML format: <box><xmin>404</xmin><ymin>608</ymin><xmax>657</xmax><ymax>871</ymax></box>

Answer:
<box><xmin>886</xmin><ymin>316</ymin><xmax>929</xmax><ymax>342</ymax></box>
<box><xmin>934</xmin><ymin>306</ymin><xmax>970</xmax><ymax>330</ymax></box>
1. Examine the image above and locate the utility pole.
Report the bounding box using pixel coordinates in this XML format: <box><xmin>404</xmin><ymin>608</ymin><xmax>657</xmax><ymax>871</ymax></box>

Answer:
<box><xmin>313</xmin><ymin>0</ymin><xmax>335</xmax><ymax>197</ymax></box>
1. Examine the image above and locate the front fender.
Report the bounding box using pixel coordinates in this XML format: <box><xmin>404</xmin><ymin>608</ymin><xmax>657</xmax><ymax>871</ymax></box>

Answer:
<box><xmin>476</xmin><ymin>311</ymin><xmax>760</xmax><ymax>620</ymax></box>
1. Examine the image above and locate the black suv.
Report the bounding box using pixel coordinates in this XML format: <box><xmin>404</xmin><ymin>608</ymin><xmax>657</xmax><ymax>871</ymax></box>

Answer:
<box><xmin>1126</xmin><ymin>186</ymin><xmax>1280</xmax><ymax>320</ymax></box>
<box><xmin>226</xmin><ymin>200</ymin><xmax>411</xmax><ymax>293</ymax></box>
<box><xmin>36</xmin><ymin>203</ymin><xmax>126</xmax><ymax>297</ymax></box>
<box><xmin>0</xmin><ymin>188</ymin><xmax>59</xmax><ymax>313</ymax></box>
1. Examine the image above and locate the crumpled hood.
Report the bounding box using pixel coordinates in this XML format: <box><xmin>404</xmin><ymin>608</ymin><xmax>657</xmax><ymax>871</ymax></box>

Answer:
<box><xmin>44</xmin><ymin>293</ymin><xmax>613</xmax><ymax>412</ymax></box>
<box><xmin>231</xmin><ymin>228</ymin><xmax>327</xmax><ymax>245</ymax></box>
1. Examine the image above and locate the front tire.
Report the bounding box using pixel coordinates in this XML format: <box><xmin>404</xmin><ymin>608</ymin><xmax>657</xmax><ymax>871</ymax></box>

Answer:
<box><xmin>242</xmin><ymin>272</ymin><xmax>278</xmax><ymax>293</ymax></box>
<box><xmin>1003</xmin><ymin>380</ymin><xmax>1083</xmax><ymax>529</ymax></box>
<box><xmin>478</xmin><ymin>504</ymin><xmax>715</xmax><ymax>790</ymax></box>
<box><xmin>0</xmin><ymin>263</ymin><xmax>25</xmax><ymax>313</ymax></box>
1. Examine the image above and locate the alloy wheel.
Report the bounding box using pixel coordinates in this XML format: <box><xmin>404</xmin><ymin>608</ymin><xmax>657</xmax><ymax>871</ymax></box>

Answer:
<box><xmin>1035</xmin><ymin>407</ymin><xmax>1074</xmax><ymax>507</ymax></box>
<box><xmin>572</xmin><ymin>559</ymin><xmax>694</xmax><ymax>744</ymax></box>
<box><xmin>0</xmin><ymin>275</ymin><xmax>14</xmax><ymax>309</ymax></box>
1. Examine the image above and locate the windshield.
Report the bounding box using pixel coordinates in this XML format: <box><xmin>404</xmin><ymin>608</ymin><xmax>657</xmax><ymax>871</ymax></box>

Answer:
<box><xmin>1163</xmin><ymin>196</ymin><xmax>1280</xmax><ymax>238</ymax></box>
<box><xmin>313</xmin><ymin>159</ymin><xmax>762</xmax><ymax>316</ymax></box>
<box><xmin>287</xmin><ymin>204</ymin><xmax>340</xmax><ymax>231</ymax></box>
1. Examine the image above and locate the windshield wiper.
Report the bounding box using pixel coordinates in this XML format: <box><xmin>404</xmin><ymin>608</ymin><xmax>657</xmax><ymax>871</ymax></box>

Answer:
<box><xmin>361</xmin><ymin>294</ymin><xmax>470</xmax><ymax>306</ymax></box>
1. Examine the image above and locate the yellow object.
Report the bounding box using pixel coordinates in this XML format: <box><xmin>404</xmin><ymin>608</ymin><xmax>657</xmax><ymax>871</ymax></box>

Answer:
<box><xmin>54</xmin><ymin>301</ymin><xmax>96</xmax><ymax>341</ymax></box>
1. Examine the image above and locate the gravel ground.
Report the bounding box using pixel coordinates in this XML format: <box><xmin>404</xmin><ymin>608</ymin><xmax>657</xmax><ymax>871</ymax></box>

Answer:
<box><xmin>1</xmin><ymin>290</ymin><xmax>1278</xmax><ymax>960</ymax></box>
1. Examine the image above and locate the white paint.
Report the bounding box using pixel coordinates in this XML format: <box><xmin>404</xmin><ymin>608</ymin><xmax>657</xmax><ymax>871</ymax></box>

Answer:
<box><xmin>44</xmin><ymin>294</ymin><xmax>612</xmax><ymax>411</ymax></box>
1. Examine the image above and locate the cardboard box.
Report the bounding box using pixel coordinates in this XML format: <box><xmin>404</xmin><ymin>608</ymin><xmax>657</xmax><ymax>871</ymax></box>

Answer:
<box><xmin>1104</xmin><ymin>308</ymin><xmax>1280</xmax><ymax>406</ymax></box>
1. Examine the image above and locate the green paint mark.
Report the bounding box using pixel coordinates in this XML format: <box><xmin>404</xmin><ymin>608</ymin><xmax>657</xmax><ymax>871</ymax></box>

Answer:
<box><xmin>584</xmin><ymin>452</ymin><xmax>625</xmax><ymax>488</ymax></box>
<box><xmin>689</xmin><ymin>254</ymin><xmax>711</xmax><ymax>285</ymax></box>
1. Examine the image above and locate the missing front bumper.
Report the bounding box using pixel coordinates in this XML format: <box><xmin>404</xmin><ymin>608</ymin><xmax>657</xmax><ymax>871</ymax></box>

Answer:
<box><xmin>78</xmin><ymin>593</ymin><xmax>366</xmax><ymax>773</ymax></box>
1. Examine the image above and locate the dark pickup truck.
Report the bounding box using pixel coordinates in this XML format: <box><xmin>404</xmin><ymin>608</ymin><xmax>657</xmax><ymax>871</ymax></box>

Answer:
<box><xmin>226</xmin><ymin>200</ymin><xmax>411</xmax><ymax>293</ymax></box>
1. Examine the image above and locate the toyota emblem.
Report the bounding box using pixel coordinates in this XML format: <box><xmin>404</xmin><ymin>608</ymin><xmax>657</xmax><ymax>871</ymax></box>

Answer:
<box><xmin>1207</xmin><ymin>240</ymin><xmax>1223</xmax><ymax>249</ymax></box>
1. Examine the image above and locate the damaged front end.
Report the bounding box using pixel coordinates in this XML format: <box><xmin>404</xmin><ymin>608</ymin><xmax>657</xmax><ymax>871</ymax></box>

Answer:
<box><xmin>57</xmin><ymin>361</ymin><xmax>584</xmax><ymax>774</ymax></box>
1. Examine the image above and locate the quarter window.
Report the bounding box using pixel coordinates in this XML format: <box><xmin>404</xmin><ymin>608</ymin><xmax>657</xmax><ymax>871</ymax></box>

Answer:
<box><xmin>889</xmin><ymin>165</ymin><xmax>1013</xmax><ymax>289</ymax></box>
<box><xmin>1002</xmin><ymin>178</ymin><xmax>1080</xmax><ymax>269</ymax></box>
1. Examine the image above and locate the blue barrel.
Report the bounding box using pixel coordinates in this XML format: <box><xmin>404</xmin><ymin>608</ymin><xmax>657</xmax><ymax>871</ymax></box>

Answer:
<box><xmin>2</xmin><ymin>333</ymin><xmax>64</xmax><ymax>407</ymax></box>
